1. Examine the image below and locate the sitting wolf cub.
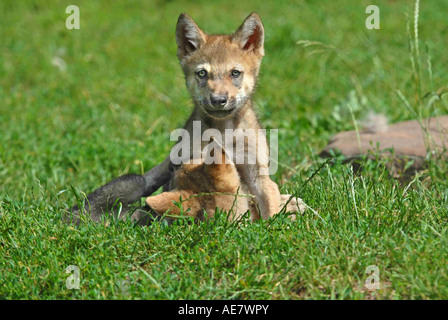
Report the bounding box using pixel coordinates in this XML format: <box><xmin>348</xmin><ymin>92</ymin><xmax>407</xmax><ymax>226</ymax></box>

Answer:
<box><xmin>67</xmin><ymin>12</ymin><xmax>306</xmax><ymax>225</ymax></box>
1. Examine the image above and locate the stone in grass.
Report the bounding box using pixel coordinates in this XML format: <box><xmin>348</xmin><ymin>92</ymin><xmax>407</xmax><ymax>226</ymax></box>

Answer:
<box><xmin>319</xmin><ymin>115</ymin><xmax>448</xmax><ymax>177</ymax></box>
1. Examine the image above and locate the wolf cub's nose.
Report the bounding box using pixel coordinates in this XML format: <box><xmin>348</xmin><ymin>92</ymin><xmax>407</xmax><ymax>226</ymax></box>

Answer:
<box><xmin>210</xmin><ymin>94</ymin><xmax>228</xmax><ymax>107</ymax></box>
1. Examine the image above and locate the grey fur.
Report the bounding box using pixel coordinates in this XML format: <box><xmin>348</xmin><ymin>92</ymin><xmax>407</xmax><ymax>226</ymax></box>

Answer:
<box><xmin>65</xmin><ymin>160</ymin><xmax>171</xmax><ymax>226</ymax></box>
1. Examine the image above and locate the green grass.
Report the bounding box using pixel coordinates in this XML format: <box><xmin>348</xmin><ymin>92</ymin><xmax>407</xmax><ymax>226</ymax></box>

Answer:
<box><xmin>1</xmin><ymin>0</ymin><xmax>448</xmax><ymax>299</ymax></box>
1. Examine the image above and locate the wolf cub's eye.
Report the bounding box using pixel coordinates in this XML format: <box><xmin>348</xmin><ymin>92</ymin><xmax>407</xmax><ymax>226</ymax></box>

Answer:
<box><xmin>231</xmin><ymin>70</ymin><xmax>241</xmax><ymax>78</ymax></box>
<box><xmin>197</xmin><ymin>70</ymin><xmax>207</xmax><ymax>78</ymax></box>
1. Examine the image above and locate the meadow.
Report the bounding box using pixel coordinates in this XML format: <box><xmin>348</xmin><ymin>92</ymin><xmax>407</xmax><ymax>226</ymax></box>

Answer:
<box><xmin>0</xmin><ymin>0</ymin><xmax>447</xmax><ymax>299</ymax></box>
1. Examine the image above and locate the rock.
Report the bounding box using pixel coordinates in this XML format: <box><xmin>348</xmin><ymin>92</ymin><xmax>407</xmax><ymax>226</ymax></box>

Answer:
<box><xmin>320</xmin><ymin>116</ymin><xmax>448</xmax><ymax>175</ymax></box>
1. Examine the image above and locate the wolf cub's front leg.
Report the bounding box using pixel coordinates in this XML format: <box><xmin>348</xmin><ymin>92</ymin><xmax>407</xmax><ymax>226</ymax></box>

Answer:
<box><xmin>256</xmin><ymin>175</ymin><xmax>282</xmax><ymax>220</ymax></box>
<box><xmin>238</xmin><ymin>164</ymin><xmax>282</xmax><ymax>220</ymax></box>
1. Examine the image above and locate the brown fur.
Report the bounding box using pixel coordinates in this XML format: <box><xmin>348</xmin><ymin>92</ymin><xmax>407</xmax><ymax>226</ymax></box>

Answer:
<box><xmin>145</xmin><ymin>13</ymin><xmax>306</xmax><ymax>221</ymax></box>
<box><xmin>145</xmin><ymin>148</ymin><xmax>304</xmax><ymax>221</ymax></box>
<box><xmin>146</xmin><ymin>149</ymin><xmax>255</xmax><ymax>221</ymax></box>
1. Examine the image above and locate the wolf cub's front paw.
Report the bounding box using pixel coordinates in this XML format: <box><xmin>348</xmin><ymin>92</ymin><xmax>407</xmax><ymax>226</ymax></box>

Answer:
<box><xmin>280</xmin><ymin>194</ymin><xmax>307</xmax><ymax>220</ymax></box>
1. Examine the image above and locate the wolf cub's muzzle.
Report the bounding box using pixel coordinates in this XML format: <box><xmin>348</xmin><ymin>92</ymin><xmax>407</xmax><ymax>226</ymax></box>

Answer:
<box><xmin>204</xmin><ymin>95</ymin><xmax>236</xmax><ymax>118</ymax></box>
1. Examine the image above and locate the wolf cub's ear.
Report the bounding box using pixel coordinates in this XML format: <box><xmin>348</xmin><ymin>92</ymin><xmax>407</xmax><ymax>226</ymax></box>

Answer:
<box><xmin>146</xmin><ymin>191</ymin><xmax>183</xmax><ymax>216</ymax></box>
<box><xmin>176</xmin><ymin>13</ymin><xmax>206</xmax><ymax>60</ymax></box>
<box><xmin>232</xmin><ymin>12</ymin><xmax>264</xmax><ymax>56</ymax></box>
